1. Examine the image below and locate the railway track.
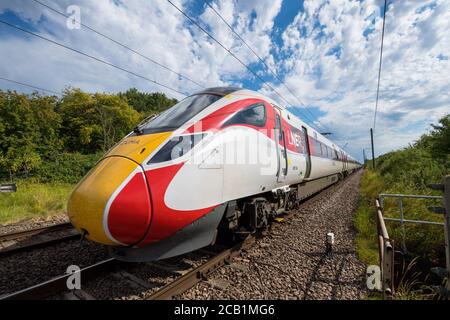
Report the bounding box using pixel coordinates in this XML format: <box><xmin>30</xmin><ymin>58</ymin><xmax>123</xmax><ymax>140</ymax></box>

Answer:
<box><xmin>0</xmin><ymin>230</ymin><xmax>259</xmax><ymax>300</ymax></box>
<box><xmin>0</xmin><ymin>171</ymin><xmax>364</xmax><ymax>300</ymax></box>
<box><xmin>0</xmin><ymin>222</ymin><xmax>79</xmax><ymax>257</ymax></box>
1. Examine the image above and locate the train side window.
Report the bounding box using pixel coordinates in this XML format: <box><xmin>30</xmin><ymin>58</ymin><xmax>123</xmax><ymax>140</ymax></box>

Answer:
<box><xmin>223</xmin><ymin>103</ymin><xmax>266</xmax><ymax>128</ymax></box>
<box><xmin>314</xmin><ymin>139</ymin><xmax>322</xmax><ymax>157</ymax></box>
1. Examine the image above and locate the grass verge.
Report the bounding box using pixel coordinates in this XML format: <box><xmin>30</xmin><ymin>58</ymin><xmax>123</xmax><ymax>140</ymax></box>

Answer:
<box><xmin>0</xmin><ymin>180</ymin><xmax>74</xmax><ymax>224</ymax></box>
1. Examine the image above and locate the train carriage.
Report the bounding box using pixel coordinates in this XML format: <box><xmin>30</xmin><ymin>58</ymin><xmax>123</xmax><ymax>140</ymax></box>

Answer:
<box><xmin>67</xmin><ymin>87</ymin><xmax>361</xmax><ymax>262</ymax></box>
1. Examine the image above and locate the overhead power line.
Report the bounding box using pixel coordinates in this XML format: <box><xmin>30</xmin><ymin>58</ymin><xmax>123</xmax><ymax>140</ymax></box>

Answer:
<box><xmin>0</xmin><ymin>19</ymin><xmax>187</xmax><ymax>97</ymax></box>
<box><xmin>31</xmin><ymin>0</ymin><xmax>205</xmax><ymax>90</ymax></box>
<box><xmin>373</xmin><ymin>0</ymin><xmax>387</xmax><ymax>131</ymax></box>
<box><xmin>204</xmin><ymin>1</ymin><xmax>331</xmax><ymax>133</ymax></box>
<box><xmin>0</xmin><ymin>76</ymin><xmax>61</xmax><ymax>95</ymax></box>
<box><xmin>166</xmin><ymin>0</ymin><xmax>322</xmax><ymax>129</ymax></box>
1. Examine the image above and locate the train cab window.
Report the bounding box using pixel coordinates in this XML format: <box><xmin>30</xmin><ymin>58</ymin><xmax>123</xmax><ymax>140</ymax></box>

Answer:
<box><xmin>223</xmin><ymin>103</ymin><xmax>266</xmax><ymax>128</ymax></box>
<box><xmin>137</xmin><ymin>94</ymin><xmax>221</xmax><ymax>134</ymax></box>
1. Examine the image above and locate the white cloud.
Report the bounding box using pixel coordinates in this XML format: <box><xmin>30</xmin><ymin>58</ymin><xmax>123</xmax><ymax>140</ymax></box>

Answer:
<box><xmin>273</xmin><ymin>0</ymin><xmax>450</xmax><ymax>159</ymax></box>
<box><xmin>0</xmin><ymin>0</ymin><xmax>448</xmax><ymax>161</ymax></box>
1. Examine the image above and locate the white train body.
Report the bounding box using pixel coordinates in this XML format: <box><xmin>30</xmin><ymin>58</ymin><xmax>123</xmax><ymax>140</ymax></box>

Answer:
<box><xmin>68</xmin><ymin>87</ymin><xmax>361</xmax><ymax>261</ymax></box>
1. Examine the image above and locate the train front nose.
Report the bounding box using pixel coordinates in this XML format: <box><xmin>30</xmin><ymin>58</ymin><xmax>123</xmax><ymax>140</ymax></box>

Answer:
<box><xmin>67</xmin><ymin>156</ymin><xmax>152</xmax><ymax>246</ymax></box>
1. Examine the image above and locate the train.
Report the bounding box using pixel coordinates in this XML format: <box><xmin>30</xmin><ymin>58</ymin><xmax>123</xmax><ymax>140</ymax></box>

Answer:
<box><xmin>67</xmin><ymin>87</ymin><xmax>361</xmax><ymax>262</ymax></box>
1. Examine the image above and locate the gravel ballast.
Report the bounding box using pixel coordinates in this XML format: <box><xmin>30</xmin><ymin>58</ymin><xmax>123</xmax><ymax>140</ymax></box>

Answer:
<box><xmin>180</xmin><ymin>171</ymin><xmax>367</xmax><ymax>300</ymax></box>
<box><xmin>0</xmin><ymin>171</ymin><xmax>366</xmax><ymax>300</ymax></box>
<box><xmin>0</xmin><ymin>214</ymin><xmax>69</xmax><ymax>236</ymax></box>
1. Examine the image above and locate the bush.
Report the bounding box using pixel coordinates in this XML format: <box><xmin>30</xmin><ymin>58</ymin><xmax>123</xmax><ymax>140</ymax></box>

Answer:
<box><xmin>35</xmin><ymin>152</ymin><xmax>103</xmax><ymax>184</ymax></box>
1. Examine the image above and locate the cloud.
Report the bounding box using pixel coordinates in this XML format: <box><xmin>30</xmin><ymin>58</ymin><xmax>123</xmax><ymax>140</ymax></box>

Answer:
<box><xmin>269</xmin><ymin>0</ymin><xmax>450</xmax><ymax>159</ymax></box>
<box><xmin>0</xmin><ymin>0</ymin><xmax>448</xmax><ymax>161</ymax></box>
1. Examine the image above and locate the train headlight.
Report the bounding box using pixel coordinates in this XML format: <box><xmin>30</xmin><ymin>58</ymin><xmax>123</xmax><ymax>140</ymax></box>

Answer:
<box><xmin>148</xmin><ymin>133</ymin><xmax>206</xmax><ymax>164</ymax></box>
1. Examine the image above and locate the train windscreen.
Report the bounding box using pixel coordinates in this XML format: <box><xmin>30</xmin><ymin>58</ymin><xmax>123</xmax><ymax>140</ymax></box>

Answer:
<box><xmin>137</xmin><ymin>94</ymin><xmax>221</xmax><ymax>134</ymax></box>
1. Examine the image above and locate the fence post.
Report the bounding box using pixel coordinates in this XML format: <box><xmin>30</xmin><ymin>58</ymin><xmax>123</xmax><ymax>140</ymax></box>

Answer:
<box><xmin>376</xmin><ymin>198</ymin><xmax>394</xmax><ymax>298</ymax></box>
<box><xmin>443</xmin><ymin>176</ymin><xmax>450</xmax><ymax>294</ymax></box>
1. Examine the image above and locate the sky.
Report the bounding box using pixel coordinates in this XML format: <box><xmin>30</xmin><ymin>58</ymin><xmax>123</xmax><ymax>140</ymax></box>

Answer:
<box><xmin>0</xmin><ymin>0</ymin><xmax>449</xmax><ymax>162</ymax></box>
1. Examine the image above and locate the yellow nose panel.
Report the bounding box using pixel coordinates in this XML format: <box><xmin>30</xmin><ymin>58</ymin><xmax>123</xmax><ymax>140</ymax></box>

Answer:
<box><xmin>68</xmin><ymin>157</ymin><xmax>138</xmax><ymax>245</ymax></box>
<box><xmin>67</xmin><ymin>132</ymin><xmax>172</xmax><ymax>245</ymax></box>
<box><xmin>106</xmin><ymin>132</ymin><xmax>172</xmax><ymax>164</ymax></box>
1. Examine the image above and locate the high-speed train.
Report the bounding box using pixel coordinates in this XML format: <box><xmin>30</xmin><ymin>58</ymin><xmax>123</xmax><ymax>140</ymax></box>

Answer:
<box><xmin>67</xmin><ymin>87</ymin><xmax>360</xmax><ymax>262</ymax></box>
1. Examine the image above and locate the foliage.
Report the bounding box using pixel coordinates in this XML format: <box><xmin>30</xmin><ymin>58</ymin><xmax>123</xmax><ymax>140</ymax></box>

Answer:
<box><xmin>57</xmin><ymin>88</ymin><xmax>140</xmax><ymax>153</ymax></box>
<box><xmin>354</xmin><ymin>170</ymin><xmax>383</xmax><ymax>266</ymax></box>
<box><xmin>0</xmin><ymin>88</ymin><xmax>175</xmax><ymax>182</ymax></box>
<box><xmin>0</xmin><ymin>87</ymin><xmax>175</xmax><ymax>223</ymax></box>
<box><xmin>35</xmin><ymin>152</ymin><xmax>103</xmax><ymax>184</ymax></box>
<box><xmin>415</xmin><ymin>114</ymin><xmax>450</xmax><ymax>166</ymax></box>
<box><xmin>118</xmin><ymin>88</ymin><xmax>177</xmax><ymax>116</ymax></box>
<box><xmin>355</xmin><ymin>114</ymin><xmax>449</xmax><ymax>299</ymax></box>
<box><xmin>0</xmin><ymin>91</ymin><xmax>60</xmax><ymax>178</ymax></box>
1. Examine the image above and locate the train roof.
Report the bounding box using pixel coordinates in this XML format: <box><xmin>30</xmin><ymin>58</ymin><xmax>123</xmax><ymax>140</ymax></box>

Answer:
<box><xmin>192</xmin><ymin>87</ymin><xmax>359</xmax><ymax>163</ymax></box>
<box><xmin>233</xmin><ymin>88</ymin><xmax>358</xmax><ymax>163</ymax></box>
<box><xmin>195</xmin><ymin>87</ymin><xmax>242</xmax><ymax>96</ymax></box>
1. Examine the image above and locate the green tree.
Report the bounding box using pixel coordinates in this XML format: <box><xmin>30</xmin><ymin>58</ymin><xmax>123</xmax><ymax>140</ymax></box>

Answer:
<box><xmin>57</xmin><ymin>88</ymin><xmax>140</xmax><ymax>153</ymax></box>
<box><xmin>118</xmin><ymin>88</ymin><xmax>177</xmax><ymax>116</ymax></box>
<box><xmin>29</xmin><ymin>93</ymin><xmax>62</xmax><ymax>158</ymax></box>
<box><xmin>0</xmin><ymin>90</ymin><xmax>46</xmax><ymax>178</ymax></box>
<box><xmin>92</xmin><ymin>93</ymin><xmax>140</xmax><ymax>151</ymax></box>
<box><xmin>415</xmin><ymin>114</ymin><xmax>450</xmax><ymax>169</ymax></box>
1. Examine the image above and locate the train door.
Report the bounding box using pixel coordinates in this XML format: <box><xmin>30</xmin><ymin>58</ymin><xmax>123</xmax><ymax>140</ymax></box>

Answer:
<box><xmin>273</xmin><ymin>107</ymin><xmax>287</xmax><ymax>183</ymax></box>
<box><xmin>301</xmin><ymin>126</ymin><xmax>311</xmax><ymax>179</ymax></box>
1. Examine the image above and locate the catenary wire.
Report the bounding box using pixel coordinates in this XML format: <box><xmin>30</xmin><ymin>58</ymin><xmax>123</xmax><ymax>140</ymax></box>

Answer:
<box><xmin>0</xmin><ymin>19</ymin><xmax>187</xmax><ymax>98</ymax></box>
<box><xmin>166</xmin><ymin>0</ymin><xmax>323</xmax><ymax>129</ymax></box>
<box><xmin>0</xmin><ymin>76</ymin><xmax>61</xmax><ymax>95</ymax></box>
<box><xmin>373</xmin><ymin>0</ymin><xmax>387</xmax><ymax>131</ymax></box>
<box><xmin>204</xmin><ymin>1</ymin><xmax>331</xmax><ymax>133</ymax></box>
<box><xmin>31</xmin><ymin>0</ymin><xmax>205</xmax><ymax>90</ymax></box>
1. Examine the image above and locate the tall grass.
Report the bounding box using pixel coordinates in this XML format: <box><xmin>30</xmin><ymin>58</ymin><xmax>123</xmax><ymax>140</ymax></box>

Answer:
<box><xmin>354</xmin><ymin>170</ymin><xmax>384</xmax><ymax>266</ymax></box>
<box><xmin>354</xmin><ymin>168</ymin><xmax>447</xmax><ymax>299</ymax></box>
<box><xmin>0</xmin><ymin>180</ymin><xmax>73</xmax><ymax>224</ymax></box>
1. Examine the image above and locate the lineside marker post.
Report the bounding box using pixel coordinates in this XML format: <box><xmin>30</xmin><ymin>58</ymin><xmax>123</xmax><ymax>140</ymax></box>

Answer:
<box><xmin>0</xmin><ymin>183</ymin><xmax>16</xmax><ymax>193</ymax></box>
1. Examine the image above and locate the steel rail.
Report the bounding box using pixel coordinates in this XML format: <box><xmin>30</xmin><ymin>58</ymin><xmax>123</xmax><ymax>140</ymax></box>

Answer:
<box><xmin>147</xmin><ymin>235</ymin><xmax>256</xmax><ymax>300</ymax></box>
<box><xmin>0</xmin><ymin>222</ymin><xmax>73</xmax><ymax>242</ymax></box>
<box><xmin>0</xmin><ymin>222</ymin><xmax>80</xmax><ymax>258</ymax></box>
<box><xmin>0</xmin><ymin>258</ymin><xmax>118</xmax><ymax>300</ymax></box>
<box><xmin>0</xmin><ymin>233</ymin><xmax>80</xmax><ymax>258</ymax></box>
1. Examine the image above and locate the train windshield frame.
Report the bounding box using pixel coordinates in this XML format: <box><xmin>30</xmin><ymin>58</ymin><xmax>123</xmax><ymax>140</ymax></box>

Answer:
<box><xmin>137</xmin><ymin>94</ymin><xmax>222</xmax><ymax>134</ymax></box>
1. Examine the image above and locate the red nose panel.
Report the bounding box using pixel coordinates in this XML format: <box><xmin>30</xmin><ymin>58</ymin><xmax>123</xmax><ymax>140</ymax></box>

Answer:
<box><xmin>108</xmin><ymin>171</ymin><xmax>152</xmax><ymax>245</ymax></box>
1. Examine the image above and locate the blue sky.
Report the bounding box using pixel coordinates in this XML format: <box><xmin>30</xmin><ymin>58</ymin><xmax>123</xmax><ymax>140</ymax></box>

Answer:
<box><xmin>0</xmin><ymin>0</ymin><xmax>449</xmax><ymax>161</ymax></box>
